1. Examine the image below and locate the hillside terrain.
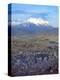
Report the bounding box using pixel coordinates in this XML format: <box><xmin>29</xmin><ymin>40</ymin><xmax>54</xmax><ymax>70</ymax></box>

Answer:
<box><xmin>9</xmin><ymin>19</ymin><xmax>58</xmax><ymax>76</ymax></box>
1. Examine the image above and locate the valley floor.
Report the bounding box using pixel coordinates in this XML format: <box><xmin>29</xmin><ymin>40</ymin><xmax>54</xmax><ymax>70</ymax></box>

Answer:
<box><xmin>10</xmin><ymin>35</ymin><xmax>58</xmax><ymax>76</ymax></box>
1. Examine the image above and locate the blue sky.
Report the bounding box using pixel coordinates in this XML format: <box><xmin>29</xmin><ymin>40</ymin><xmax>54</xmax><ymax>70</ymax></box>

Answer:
<box><xmin>10</xmin><ymin>3</ymin><xmax>58</xmax><ymax>27</ymax></box>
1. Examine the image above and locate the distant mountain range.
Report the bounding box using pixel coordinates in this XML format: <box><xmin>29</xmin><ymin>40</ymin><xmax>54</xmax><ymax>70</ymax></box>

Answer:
<box><xmin>8</xmin><ymin>18</ymin><xmax>58</xmax><ymax>37</ymax></box>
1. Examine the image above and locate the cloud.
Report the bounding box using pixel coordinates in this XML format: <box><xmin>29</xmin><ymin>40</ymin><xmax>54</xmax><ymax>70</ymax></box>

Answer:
<box><xmin>11</xmin><ymin>9</ymin><xmax>48</xmax><ymax>15</ymax></box>
<box><xmin>8</xmin><ymin>20</ymin><xmax>21</xmax><ymax>26</ymax></box>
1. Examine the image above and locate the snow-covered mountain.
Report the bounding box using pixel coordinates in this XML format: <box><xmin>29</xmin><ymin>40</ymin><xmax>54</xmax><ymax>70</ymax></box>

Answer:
<box><xmin>9</xmin><ymin>17</ymin><xmax>49</xmax><ymax>26</ymax></box>
<box><xmin>8</xmin><ymin>18</ymin><xmax>58</xmax><ymax>37</ymax></box>
<box><xmin>26</xmin><ymin>17</ymin><xmax>49</xmax><ymax>26</ymax></box>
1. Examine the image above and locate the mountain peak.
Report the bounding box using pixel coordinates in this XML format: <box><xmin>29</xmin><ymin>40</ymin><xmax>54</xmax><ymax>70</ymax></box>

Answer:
<box><xmin>26</xmin><ymin>17</ymin><xmax>49</xmax><ymax>26</ymax></box>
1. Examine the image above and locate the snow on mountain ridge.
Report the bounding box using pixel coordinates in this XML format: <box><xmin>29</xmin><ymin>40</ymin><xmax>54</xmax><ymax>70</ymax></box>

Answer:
<box><xmin>26</xmin><ymin>17</ymin><xmax>49</xmax><ymax>26</ymax></box>
<box><xmin>9</xmin><ymin>17</ymin><xmax>49</xmax><ymax>26</ymax></box>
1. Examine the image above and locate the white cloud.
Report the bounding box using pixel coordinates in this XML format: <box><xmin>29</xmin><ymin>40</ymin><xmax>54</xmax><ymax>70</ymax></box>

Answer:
<box><xmin>8</xmin><ymin>21</ymin><xmax>20</xmax><ymax>26</ymax></box>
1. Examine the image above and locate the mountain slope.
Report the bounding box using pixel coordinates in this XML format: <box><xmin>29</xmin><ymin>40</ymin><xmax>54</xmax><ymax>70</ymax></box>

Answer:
<box><xmin>8</xmin><ymin>18</ymin><xmax>58</xmax><ymax>37</ymax></box>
